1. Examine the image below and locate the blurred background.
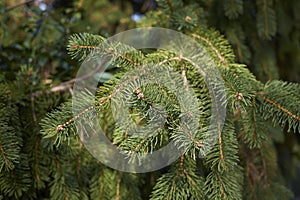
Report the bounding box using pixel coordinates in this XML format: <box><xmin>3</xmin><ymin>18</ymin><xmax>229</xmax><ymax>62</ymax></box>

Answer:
<box><xmin>0</xmin><ymin>0</ymin><xmax>299</xmax><ymax>199</ymax></box>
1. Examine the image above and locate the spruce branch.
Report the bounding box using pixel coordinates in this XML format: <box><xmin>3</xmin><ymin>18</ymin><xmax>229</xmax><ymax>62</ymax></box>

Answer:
<box><xmin>259</xmin><ymin>96</ymin><xmax>300</xmax><ymax>121</ymax></box>
<box><xmin>57</xmin><ymin>30</ymin><xmax>232</xmax><ymax>141</ymax></box>
<box><xmin>70</xmin><ymin>44</ymin><xmax>141</xmax><ymax>66</ymax></box>
<box><xmin>239</xmin><ymin>96</ymin><xmax>269</xmax><ymax>149</ymax></box>
<box><xmin>192</xmin><ymin>33</ymin><xmax>227</xmax><ymax>66</ymax></box>
<box><xmin>191</xmin><ymin>30</ymin><xmax>237</xmax><ymax>66</ymax></box>
<box><xmin>45</xmin><ymin>52</ymin><xmax>209</xmax><ymax>137</ymax></box>
<box><xmin>256</xmin><ymin>80</ymin><xmax>300</xmax><ymax>132</ymax></box>
<box><xmin>150</xmin><ymin>156</ymin><xmax>204</xmax><ymax>200</ymax></box>
<box><xmin>68</xmin><ymin>33</ymin><xmax>143</xmax><ymax>66</ymax></box>
<box><xmin>39</xmin><ymin>21</ymin><xmax>299</xmax><ymax>199</ymax></box>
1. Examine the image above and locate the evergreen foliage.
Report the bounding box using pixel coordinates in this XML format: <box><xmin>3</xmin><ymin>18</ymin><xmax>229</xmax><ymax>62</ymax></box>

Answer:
<box><xmin>0</xmin><ymin>0</ymin><xmax>299</xmax><ymax>199</ymax></box>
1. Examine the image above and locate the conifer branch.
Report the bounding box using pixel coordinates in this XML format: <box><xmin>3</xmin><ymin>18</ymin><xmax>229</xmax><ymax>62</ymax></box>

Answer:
<box><xmin>127</xmin><ymin>128</ymin><xmax>163</xmax><ymax>155</ymax></box>
<box><xmin>191</xmin><ymin>33</ymin><xmax>227</xmax><ymax>65</ymax></box>
<box><xmin>253</xmin><ymin>80</ymin><xmax>300</xmax><ymax>133</ymax></box>
<box><xmin>5</xmin><ymin>0</ymin><xmax>300</xmax><ymax>198</ymax></box>
<box><xmin>71</xmin><ymin>45</ymin><xmax>141</xmax><ymax>66</ymax></box>
<box><xmin>55</xmin><ymin>104</ymin><xmax>94</xmax><ymax>132</ymax></box>
<box><xmin>45</xmin><ymin>52</ymin><xmax>205</xmax><ymax>149</ymax></box>
<box><xmin>54</xmin><ymin>54</ymin><xmax>207</xmax><ymax>134</ymax></box>
<box><xmin>259</xmin><ymin>95</ymin><xmax>300</xmax><ymax>121</ymax></box>
<box><xmin>168</xmin><ymin>156</ymin><xmax>187</xmax><ymax>200</ymax></box>
<box><xmin>172</xmin><ymin>156</ymin><xmax>185</xmax><ymax>183</ymax></box>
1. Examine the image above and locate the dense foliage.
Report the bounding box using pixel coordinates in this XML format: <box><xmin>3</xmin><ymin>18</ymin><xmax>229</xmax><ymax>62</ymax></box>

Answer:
<box><xmin>0</xmin><ymin>0</ymin><xmax>299</xmax><ymax>199</ymax></box>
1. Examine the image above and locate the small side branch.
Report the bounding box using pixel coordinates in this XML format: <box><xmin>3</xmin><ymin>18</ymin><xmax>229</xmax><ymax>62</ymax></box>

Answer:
<box><xmin>70</xmin><ymin>45</ymin><xmax>141</xmax><ymax>66</ymax></box>
<box><xmin>192</xmin><ymin>34</ymin><xmax>227</xmax><ymax>66</ymax></box>
<box><xmin>259</xmin><ymin>95</ymin><xmax>300</xmax><ymax>121</ymax></box>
